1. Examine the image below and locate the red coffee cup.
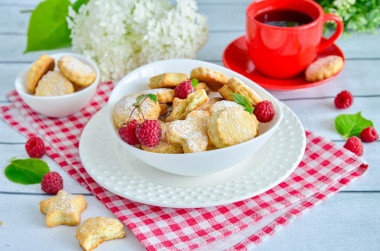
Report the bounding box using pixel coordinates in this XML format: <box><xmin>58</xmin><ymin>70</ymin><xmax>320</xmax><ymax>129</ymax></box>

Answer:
<box><xmin>246</xmin><ymin>0</ymin><xmax>343</xmax><ymax>79</ymax></box>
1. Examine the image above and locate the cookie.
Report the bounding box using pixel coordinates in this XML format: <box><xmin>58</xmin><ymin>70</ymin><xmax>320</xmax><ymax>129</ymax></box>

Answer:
<box><xmin>113</xmin><ymin>94</ymin><xmax>160</xmax><ymax>128</ymax></box>
<box><xmin>207</xmin><ymin>107</ymin><xmax>258</xmax><ymax>148</ymax></box>
<box><xmin>305</xmin><ymin>55</ymin><xmax>344</xmax><ymax>82</ymax></box>
<box><xmin>141</xmin><ymin>122</ymin><xmax>183</xmax><ymax>153</ymax></box>
<box><xmin>139</xmin><ymin>88</ymin><xmax>175</xmax><ymax>103</ymax></box>
<box><xmin>27</xmin><ymin>54</ymin><xmax>55</xmax><ymax>93</ymax></box>
<box><xmin>197</xmin><ymin>97</ymin><xmax>224</xmax><ymax>111</ymax></box>
<box><xmin>159</xmin><ymin>103</ymin><xmax>168</xmax><ymax>116</ymax></box>
<box><xmin>39</xmin><ymin>190</ymin><xmax>87</xmax><ymax>227</ymax></box>
<box><xmin>58</xmin><ymin>56</ymin><xmax>96</xmax><ymax>87</ymax></box>
<box><xmin>35</xmin><ymin>71</ymin><xmax>75</xmax><ymax>97</ymax></box>
<box><xmin>219</xmin><ymin>78</ymin><xmax>262</xmax><ymax>106</ymax></box>
<box><xmin>194</xmin><ymin>82</ymin><xmax>210</xmax><ymax>93</ymax></box>
<box><xmin>149</xmin><ymin>73</ymin><xmax>188</xmax><ymax>89</ymax></box>
<box><xmin>190</xmin><ymin>67</ymin><xmax>229</xmax><ymax>91</ymax></box>
<box><xmin>166</xmin><ymin>89</ymin><xmax>209</xmax><ymax>122</ymax></box>
<box><xmin>209</xmin><ymin>100</ymin><xmax>243</xmax><ymax>115</ymax></box>
<box><xmin>166</xmin><ymin>110</ymin><xmax>210</xmax><ymax>153</ymax></box>
<box><xmin>76</xmin><ymin>217</ymin><xmax>125</xmax><ymax>251</ymax></box>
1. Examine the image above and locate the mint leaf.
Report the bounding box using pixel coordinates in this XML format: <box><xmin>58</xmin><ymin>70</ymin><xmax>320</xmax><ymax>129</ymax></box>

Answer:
<box><xmin>191</xmin><ymin>79</ymin><xmax>199</xmax><ymax>88</ymax></box>
<box><xmin>232</xmin><ymin>93</ymin><xmax>252</xmax><ymax>109</ymax></box>
<box><xmin>136</xmin><ymin>95</ymin><xmax>146</xmax><ymax>105</ymax></box>
<box><xmin>72</xmin><ymin>0</ymin><xmax>89</xmax><ymax>12</ymax></box>
<box><xmin>25</xmin><ymin>0</ymin><xmax>72</xmax><ymax>53</ymax></box>
<box><xmin>4</xmin><ymin>158</ymin><xmax>50</xmax><ymax>185</ymax></box>
<box><xmin>335</xmin><ymin>112</ymin><xmax>373</xmax><ymax>139</ymax></box>
<box><xmin>146</xmin><ymin>94</ymin><xmax>158</xmax><ymax>103</ymax></box>
<box><xmin>244</xmin><ymin>107</ymin><xmax>254</xmax><ymax>115</ymax></box>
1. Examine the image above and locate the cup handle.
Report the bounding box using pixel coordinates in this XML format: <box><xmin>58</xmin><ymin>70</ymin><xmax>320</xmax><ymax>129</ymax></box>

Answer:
<box><xmin>318</xmin><ymin>13</ymin><xmax>344</xmax><ymax>53</ymax></box>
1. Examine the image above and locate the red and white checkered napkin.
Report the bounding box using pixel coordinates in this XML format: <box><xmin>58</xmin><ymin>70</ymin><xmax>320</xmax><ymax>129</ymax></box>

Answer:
<box><xmin>1</xmin><ymin>82</ymin><xmax>368</xmax><ymax>250</ymax></box>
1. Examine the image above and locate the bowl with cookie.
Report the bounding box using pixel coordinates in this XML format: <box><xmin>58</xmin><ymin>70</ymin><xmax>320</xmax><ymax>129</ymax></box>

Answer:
<box><xmin>15</xmin><ymin>53</ymin><xmax>99</xmax><ymax>117</ymax></box>
<box><xmin>107</xmin><ymin>59</ymin><xmax>283</xmax><ymax>176</ymax></box>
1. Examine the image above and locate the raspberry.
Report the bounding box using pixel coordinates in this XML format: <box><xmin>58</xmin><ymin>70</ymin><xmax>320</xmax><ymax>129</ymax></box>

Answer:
<box><xmin>136</xmin><ymin>120</ymin><xmax>161</xmax><ymax>147</ymax></box>
<box><xmin>119</xmin><ymin>120</ymin><xmax>140</xmax><ymax>145</ymax></box>
<box><xmin>360</xmin><ymin>127</ymin><xmax>379</xmax><ymax>143</ymax></box>
<box><xmin>334</xmin><ymin>90</ymin><xmax>353</xmax><ymax>109</ymax></box>
<box><xmin>343</xmin><ymin>136</ymin><xmax>364</xmax><ymax>156</ymax></box>
<box><xmin>41</xmin><ymin>171</ymin><xmax>63</xmax><ymax>195</ymax></box>
<box><xmin>175</xmin><ymin>80</ymin><xmax>195</xmax><ymax>99</ymax></box>
<box><xmin>25</xmin><ymin>136</ymin><xmax>45</xmax><ymax>158</ymax></box>
<box><xmin>253</xmin><ymin>100</ymin><xmax>275</xmax><ymax>123</ymax></box>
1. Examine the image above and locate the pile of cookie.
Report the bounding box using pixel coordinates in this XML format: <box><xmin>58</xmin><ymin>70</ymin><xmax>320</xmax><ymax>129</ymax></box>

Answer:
<box><xmin>113</xmin><ymin>67</ymin><xmax>275</xmax><ymax>153</ymax></box>
<box><xmin>26</xmin><ymin>54</ymin><xmax>96</xmax><ymax>96</ymax></box>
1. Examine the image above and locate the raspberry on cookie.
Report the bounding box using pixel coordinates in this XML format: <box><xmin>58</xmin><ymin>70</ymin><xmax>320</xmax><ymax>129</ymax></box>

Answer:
<box><xmin>141</xmin><ymin>122</ymin><xmax>183</xmax><ymax>153</ymax></box>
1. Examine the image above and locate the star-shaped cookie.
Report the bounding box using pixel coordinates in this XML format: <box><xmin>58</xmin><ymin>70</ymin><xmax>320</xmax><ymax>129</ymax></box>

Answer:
<box><xmin>166</xmin><ymin>110</ymin><xmax>210</xmax><ymax>153</ymax></box>
<box><xmin>39</xmin><ymin>190</ymin><xmax>87</xmax><ymax>227</ymax></box>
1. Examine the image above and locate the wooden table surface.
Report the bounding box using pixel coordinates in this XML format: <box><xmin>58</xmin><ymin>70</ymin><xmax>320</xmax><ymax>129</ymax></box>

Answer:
<box><xmin>0</xmin><ymin>1</ymin><xmax>379</xmax><ymax>250</ymax></box>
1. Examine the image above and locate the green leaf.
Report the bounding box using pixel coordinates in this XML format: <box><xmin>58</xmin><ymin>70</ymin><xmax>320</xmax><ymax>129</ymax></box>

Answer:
<box><xmin>244</xmin><ymin>107</ymin><xmax>254</xmax><ymax>115</ymax></box>
<box><xmin>335</xmin><ymin>112</ymin><xmax>373</xmax><ymax>139</ymax></box>
<box><xmin>191</xmin><ymin>78</ymin><xmax>199</xmax><ymax>88</ymax></box>
<box><xmin>232</xmin><ymin>93</ymin><xmax>252</xmax><ymax>109</ymax></box>
<box><xmin>24</xmin><ymin>0</ymin><xmax>72</xmax><ymax>53</ymax></box>
<box><xmin>136</xmin><ymin>95</ymin><xmax>146</xmax><ymax>105</ymax></box>
<box><xmin>72</xmin><ymin>0</ymin><xmax>89</xmax><ymax>12</ymax></box>
<box><xmin>146</xmin><ymin>94</ymin><xmax>158</xmax><ymax>103</ymax></box>
<box><xmin>4</xmin><ymin>158</ymin><xmax>50</xmax><ymax>185</ymax></box>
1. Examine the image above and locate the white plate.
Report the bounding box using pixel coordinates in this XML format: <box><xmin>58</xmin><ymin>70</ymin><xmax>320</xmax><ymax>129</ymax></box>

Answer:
<box><xmin>79</xmin><ymin>103</ymin><xmax>305</xmax><ymax>208</ymax></box>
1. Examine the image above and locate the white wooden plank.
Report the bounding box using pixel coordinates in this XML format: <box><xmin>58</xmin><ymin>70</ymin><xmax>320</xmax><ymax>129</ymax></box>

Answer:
<box><xmin>254</xmin><ymin>192</ymin><xmax>380</xmax><ymax>251</ymax></box>
<box><xmin>0</xmin><ymin>118</ymin><xmax>26</xmax><ymax>142</ymax></box>
<box><xmin>0</xmin><ymin>63</ymin><xmax>29</xmax><ymax>101</ymax></box>
<box><xmin>0</xmin><ymin>5</ymin><xmax>31</xmax><ymax>34</ymax></box>
<box><xmin>0</xmin><ymin>144</ymin><xmax>88</xmax><ymax>194</ymax></box>
<box><xmin>0</xmin><ymin>194</ymin><xmax>145</xmax><ymax>251</ymax></box>
<box><xmin>0</xmin><ymin>34</ymin><xmax>70</xmax><ymax>61</ymax></box>
<box><xmin>283</xmin><ymin>96</ymin><xmax>380</xmax><ymax>141</ymax></box>
<box><xmin>0</xmin><ymin>192</ymin><xmax>378</xmax><ymax>250</ymax></box>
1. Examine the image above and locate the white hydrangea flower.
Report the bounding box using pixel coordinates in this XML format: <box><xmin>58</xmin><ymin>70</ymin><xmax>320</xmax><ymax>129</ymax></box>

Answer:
<box><xmin>67</xmin><ymin>0</ymin><xmax>208</xmax><ymax>81</ymax></box>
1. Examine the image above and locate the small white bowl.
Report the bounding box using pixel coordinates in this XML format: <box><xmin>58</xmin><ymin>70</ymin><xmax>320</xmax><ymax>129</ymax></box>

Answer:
<box><xmin>15</xmin><ymin>53</ymin><xmax>100</xmax><ymax>118</ymax></box>
<box><xmin>107</xmin><ymin>59</ymin><xmax>283</xmax><ymax>176</ymax></box>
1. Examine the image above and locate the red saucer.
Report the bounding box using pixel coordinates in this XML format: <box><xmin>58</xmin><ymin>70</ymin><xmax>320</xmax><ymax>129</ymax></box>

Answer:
<box><xmin>222</xmin><ymin>36</ymin><xmax>345</xmax><ymax>90</ymax></box>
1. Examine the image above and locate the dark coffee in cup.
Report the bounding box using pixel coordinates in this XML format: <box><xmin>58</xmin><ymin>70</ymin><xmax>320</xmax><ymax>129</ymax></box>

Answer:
<box><xmin>255</xmin><ymin>9</ymin><xmax>314</xmax><ymax>27</ymax></box>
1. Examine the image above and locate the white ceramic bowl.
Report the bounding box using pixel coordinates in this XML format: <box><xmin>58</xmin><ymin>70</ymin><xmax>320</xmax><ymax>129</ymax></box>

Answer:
<box><xmin>107</xmin><ymin>59</ymin><xmax>283</xmax><ymax>176</ymax></box>
<box><xmin>15</xmin><ymin>53</ymin><xmax>100</xmax><ymax>117</ymax></box>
